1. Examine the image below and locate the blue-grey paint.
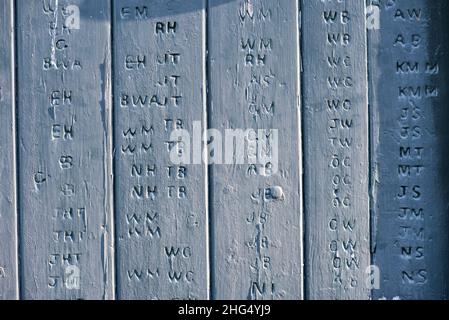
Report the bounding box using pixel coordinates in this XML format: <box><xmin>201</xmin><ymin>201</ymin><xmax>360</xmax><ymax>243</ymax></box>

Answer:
<box><xmin>302</xmin><ymin>0</ymin><xmax>370</xmax><ymax>299</ymax></box>
<box><xmin>368</xmin><ymin>0</ymin><xmax>449</xmax><ymax>300</ymax></box>
<box><xmin>16</xmin><ymin>0</ymin><xmax>113</xmax><ymax>299</ymax></box>
<box><xmin>113</xmin><ymin>0</ymin><xmax>208</xmax><ymax>300</ymax></box>
<box><xmin>208</xmin><ymin>0</ymin><xmax>303</xmax><ymax>300</ymax></box>
<box><xmin>0</xmin><ymin>0</ymin><xmax>18</xmax><ymax>300</ymax></box>
<box><xmin>1</xmin><ymin>0</ymin><xmax>449</xmax><ymax>301</ymax></box>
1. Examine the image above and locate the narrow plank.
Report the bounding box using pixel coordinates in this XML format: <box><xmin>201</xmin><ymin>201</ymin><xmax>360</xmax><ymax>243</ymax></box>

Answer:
<box><xmin>302</xmin><ymin>0</ymin><xmax>370</xmax><ymax>299</ymax></box>
<box><xmin>0</xmin><ymin>0</ymin><xmax>18</xmax><ymax>300</ymax></box>
<box><xmin>113</xmin><ymin>0</ymin><xmax>208</xmax><ymax>299</ymax></box>
<box><xmin>368</xmin><ymin>0</ymin><xmax>449</xmax><ymax>299</ymax></box>
<box><xmin>16</xmin><ymin>0</ymin><xmax>114</xmax><ymax>299</ymax></box>
<box><xmin>208</xmin><ymin>0</ymin><xmax>303</xmax><ymax>300</ymax></box>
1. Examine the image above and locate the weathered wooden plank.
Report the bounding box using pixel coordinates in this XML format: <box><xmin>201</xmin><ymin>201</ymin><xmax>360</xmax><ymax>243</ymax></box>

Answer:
<box><xmin>368</xmin><ymin>0</ymin><xmax>449</xmax><ymax>300</ymax></box>
<box><xmin>113</xmin><ymin>0</ymin><xmax>208</xmax><ymax>299</ymax></box>
<box><xmin>208</xmin><ymin>0</ymin><xmax>303</xmax><ymax>300</ymax></box>
<box><xmin>0</xmin><ymin>0</ymin><xmax>18</xmax><ymax>300</ymax></box>
<box><xmin>302</xmin><ymin>0</ymin><xmax>370</xmax><ymax>299</ymax></box>
<box><xmin>16</xmin><ymin>0</ymin><xmax>114</xmax><ymax>299</ymax></box>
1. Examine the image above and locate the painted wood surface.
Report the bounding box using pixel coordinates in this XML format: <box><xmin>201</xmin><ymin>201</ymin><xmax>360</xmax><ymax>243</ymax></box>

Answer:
<box><xmin>0</xmin><ymin>0</ymin><xmax>18</xmax><ymax>300</ymax></box>
<box><xmin>1</xmin><ymin>0</ymin><xmax>449</xmax><ymax>300</ymax></box>
<box><xmin>368</xmin><ymin>0</ymin><xmax>449</xmax><ymax>300</ymax></box>
<box><xmin>208</xmin><ymin>0</ymin><xmax>303</xmax><ymax>300</ymax></box>
<box><xmin>113</xmin><ymin>0</ymin><xmax>208</xmax><ymax>300</ymax></box>
<box><xmin>302</xmin><ymin>0</ymin><xmax>370</xmax><ymax>299</ymax></box>
<box><xmin>16</xmin><ymin>0</ymin><xmax>113</xmax><ymax>299</ymax></box>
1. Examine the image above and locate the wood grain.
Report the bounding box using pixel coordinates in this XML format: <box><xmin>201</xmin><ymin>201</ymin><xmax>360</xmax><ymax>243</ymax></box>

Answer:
<box><xmin>16</xmin><ymin>0</ymin><xmax>114</xmax><ymax>299</ymax></box>
<box><xmin>208</xmin><ymin>0</ymin><xmax>303</xmax><ymax>300</ymax></box>
<box><xmin>113</xmin><ymin>0</ymin><xmax>208</xmax><ymax>299</ymax></box>
<box><xmin>0</xmin><ymin>0</ymin><xmax>18</xmax><ymax>300</ymax></box>
<box><xmin>368</xmin><ymin>0</ymin><xmax>449</xmax><ymax>300</ymax></box>
<box><xmin>302</xmin><ymin>0</ymin><xmax>370</xmax><ymax>300</ymax></box>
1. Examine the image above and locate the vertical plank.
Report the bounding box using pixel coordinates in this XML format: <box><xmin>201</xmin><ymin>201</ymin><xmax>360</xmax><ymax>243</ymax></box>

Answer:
<box><xmin>113</xmin><ymin>0</ymin><xmax>208</xmax><ymax>299</ymax></box>
<box><xmin>16</xmin><ymin>0</ymin><xmax>114</xmax><ymax>299</ymax></box>
<box><xmin>208</xmin><ymin>0</ymin><xmax>303</xmax><ymax>300</ymax></box>
<box><xmin>302</xmin><ymin>0</ymin><xmax>370</xmax><ymax>299</ymax></box>
<box><xmin>368</xmin><ymin>0</ymin><xmax>449</xmax><ymax>299</ymax></box>
<box><xmin>0</xmin><ymin>0</ymin><xmax>18</xmax><ymax>300</ymax></box>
